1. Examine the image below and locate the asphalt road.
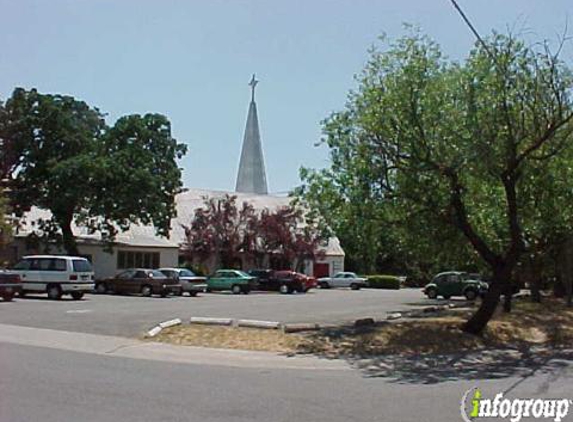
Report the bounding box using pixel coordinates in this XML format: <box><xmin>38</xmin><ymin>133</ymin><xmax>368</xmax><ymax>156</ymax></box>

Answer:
<box><xmin>0</xmin><ymin>288</ymin><xmax>434</xmax><ymax>337</ymax></box>
<box><xmin>2</xmin><ymin>338</ymin><xmax>572</xmax><ymax>422</ymax></box>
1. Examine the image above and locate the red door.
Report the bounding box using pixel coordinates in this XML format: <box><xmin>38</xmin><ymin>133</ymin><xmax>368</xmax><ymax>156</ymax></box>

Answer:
<box><xmin>313</xmin><ymin>262</ymin><xmax>330</xmax><ymax>278</ymax></box>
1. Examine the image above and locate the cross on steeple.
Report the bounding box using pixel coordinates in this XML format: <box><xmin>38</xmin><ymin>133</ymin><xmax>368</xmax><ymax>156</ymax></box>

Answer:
<box><xmin>249</xmin><ymin>74</ymin><xmax>258</xmax><ymax>102</ymax></box>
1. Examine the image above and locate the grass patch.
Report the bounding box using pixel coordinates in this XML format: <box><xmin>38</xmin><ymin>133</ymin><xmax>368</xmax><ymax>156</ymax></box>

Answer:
<box><xmin>148</xmin><ymin>298</ymin><xmax>573</xmax><ymax>357</ymax></box>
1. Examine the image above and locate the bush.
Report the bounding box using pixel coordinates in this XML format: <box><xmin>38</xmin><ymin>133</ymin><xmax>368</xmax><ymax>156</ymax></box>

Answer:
<box><xmin>366</xmin><ymin>275</ymin><xmax>401</xmax><ymax>290</ymax></box>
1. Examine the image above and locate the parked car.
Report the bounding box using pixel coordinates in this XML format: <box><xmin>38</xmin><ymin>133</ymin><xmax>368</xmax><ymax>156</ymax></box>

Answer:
<box><xmin>247</xmin><ymin>269</ymin><xmax>317</xmax><ymax>294</ymax></box>
<box><xmin>159</xmin><ymin>268</ymin><xmax>207</xmax><ymax>296</ymax></box>
<box><xmin>95</xmin><ymin>268</ymin><xmax>181</xmax><ymax>297</ymax></box>
<box><xmin>206</xmin><ymin>269</ymin><xmax>257</xmax><ymax>294</ymax></box>
<box><xmin>318</xmin><ymin>272</ymin><xmax>368</xmax><ymax>290</ymax></box>
<box><xmin>423</xmin><ymin>271</ymin><xmax>488</xmax><ymax>300</ymax></box>
<box><xmin>11</xmin><ymin>255</ymin><xmax>95</xmax><ymax>300</ymax></box>
<box><xmin>0</xmin><ymin>271</ymin><xmax>22</xmax><ymax>301</ymax></box>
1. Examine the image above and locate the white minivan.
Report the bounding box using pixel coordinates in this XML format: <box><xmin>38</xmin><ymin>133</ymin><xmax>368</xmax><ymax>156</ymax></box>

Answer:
<box><xmin>12</xmin><ymin>255</ymin><xmax>95</xmax><ymax>300</ymax></box>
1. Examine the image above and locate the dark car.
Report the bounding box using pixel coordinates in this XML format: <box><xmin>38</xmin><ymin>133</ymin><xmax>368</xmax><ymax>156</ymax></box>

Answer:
<box><xmin>95</xmin><ymin>268</ymin><xmax>181</xmax><ymax>297</ymax></box>
<box><xmin>423</xmin><ymin>271</ymin><xmax>488</xmax><ymax>300</ymax></box>
<box><xmin>0</xmin><ymin>271</ymin><xmax>22</xmax><ymax>301</ymax></box>
<box><xmin>248</xmin><ymin>269</ymin><xmax>316</xmax><ymax>294</ymax></box>
<box><xmin>159</xmin><ymin>268</ymin><xmax>207</xmax><ymax>297</ymax></box>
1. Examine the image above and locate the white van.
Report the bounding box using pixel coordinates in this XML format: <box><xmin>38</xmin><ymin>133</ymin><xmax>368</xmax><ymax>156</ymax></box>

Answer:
<box><xmin>12</xmin><ymin>255</ymin><xmax>95</xmax><ymax>300</ymax></box>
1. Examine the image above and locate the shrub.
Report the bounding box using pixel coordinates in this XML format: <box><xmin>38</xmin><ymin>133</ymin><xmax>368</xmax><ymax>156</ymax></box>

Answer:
<box><xmin>366</xmin><ymin>275</ymin><xmax>401</xmax><ymax>289</ymax></box>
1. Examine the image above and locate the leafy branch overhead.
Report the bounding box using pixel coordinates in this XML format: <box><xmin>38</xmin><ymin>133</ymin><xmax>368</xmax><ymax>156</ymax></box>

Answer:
<box><xmin>0</xmin><ymin>88</ymin><xmax>187</xmax><ymax>255</ymax></box>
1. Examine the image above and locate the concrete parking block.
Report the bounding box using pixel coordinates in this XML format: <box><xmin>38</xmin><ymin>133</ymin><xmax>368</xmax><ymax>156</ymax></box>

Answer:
<box><xmin>159</xmin><ymin>318</ymin><xmax>182</xmax><ymax>329</ymax></box>
<box><xmin>147</xmin><ymin>326</ymin><xmax>162</xmax><ymax>337</ymax></box>
<box><xmin>237</xmin><ymin>319</ymin><xmax>280</xmax><ymax>329</ymax></box>
<box><xmin>189</xmin><ymin>317</ymin><xmax>234</xmax><ymax>326</ymax></box>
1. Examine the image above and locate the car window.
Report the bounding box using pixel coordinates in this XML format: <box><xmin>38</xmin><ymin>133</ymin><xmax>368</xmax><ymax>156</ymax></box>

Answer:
<box><xmin>117</xmin><ymin>270</ymin><xmax>135</xmax><ymax>279</ymax></box>
<box><xmin>179</xmin><ymin>269</ymin><xmax>195</xmax><ymax>277</ymax></box>
<box><xmin>334</xmin><ymin>273</ymin><xmax>343</xmax><ymax>278</ymax></box>
<box><xmin>134</xmin><ymin>270</ymin><xmax>147</xmax><ymax>278</ymax></box>
<box><xmin>13</xmin><ymin>259</ymin><xmax>31</xmax><ymax>270</ymax></box>
<box><xmin>149</xmin><ymin>270</ymin><xmax>166</xmax><ymax>279</ymax></box>
<box><xmin>73</xmin><ymin>259</ymin><xmax>92</xmax><ymax>272</ymax></box>
<box><xmin>160</xmin><ymin>270</ymin><xmax>174</xmax><ymax>277</ymax></box>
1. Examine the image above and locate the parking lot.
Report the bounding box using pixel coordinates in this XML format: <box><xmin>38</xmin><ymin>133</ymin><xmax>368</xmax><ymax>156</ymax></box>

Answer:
<box><xmin>0</xmin><ymin>288</ymin><xmax>434</xmax><ymax>337</ymax></box>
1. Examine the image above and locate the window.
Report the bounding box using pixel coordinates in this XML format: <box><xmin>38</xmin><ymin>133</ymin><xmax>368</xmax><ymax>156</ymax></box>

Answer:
<box><xmin>53</xmin><ymin>259</ymin><xmax>67</xmax><ymax>271</ymax></box>
<box><xmin>73</xmin><ymin>260</ymin><xmax>93</xmax><ymax>272</ymax></box>
<box><xmin>117</xmin><ymin>251</ymin><xmax>160</xmax><ymax>270</ymax></box>
<box><xmin>13</xmin><ymin>259</ymin><xmax>31</xmax><ymax>270</ymax></box>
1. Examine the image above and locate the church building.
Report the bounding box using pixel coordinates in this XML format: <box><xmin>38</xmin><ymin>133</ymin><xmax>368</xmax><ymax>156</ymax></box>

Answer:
<box><xmin>6</xmin><ymin>76</ymin><xmax>345</xmax><ymax>279</ymax></box>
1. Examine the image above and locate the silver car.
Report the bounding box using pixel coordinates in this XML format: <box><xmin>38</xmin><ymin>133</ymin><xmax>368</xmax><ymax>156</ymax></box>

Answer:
<box><xmin>159</xmin><ymin>268</ymin><xmax>207</xmax><ymax>297</ymax></box>
<box><xmin>318</xmin><ymin>272</ymin><xmax>368</xmax><ymax>290</ymax></box>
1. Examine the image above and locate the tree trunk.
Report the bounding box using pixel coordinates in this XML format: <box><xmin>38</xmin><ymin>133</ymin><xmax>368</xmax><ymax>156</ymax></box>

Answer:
<box><xmin>463</xmin><ymin>272</ymin><xmax>505</xmax><ymax>335</ymax></box>
<box><xmin>503</xmin><ymin>288</ymin><xmax>512</xmax><ymax>313</ymax></box>
<box><xmin>60</xmin><ymin>213</ymin><xmax>79</xmax><ymax>256</ymax></box>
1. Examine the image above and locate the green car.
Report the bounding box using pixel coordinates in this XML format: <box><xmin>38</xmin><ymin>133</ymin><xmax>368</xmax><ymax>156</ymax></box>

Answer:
<box><xmin>423</xmin><ymin>271</ymin><xmax>488</xmax><ymax>300</ymax></box>
<box><xmin>206</xmin><ymin>269</ymin><xmax>257</xmax><ymax>294</ymax></box>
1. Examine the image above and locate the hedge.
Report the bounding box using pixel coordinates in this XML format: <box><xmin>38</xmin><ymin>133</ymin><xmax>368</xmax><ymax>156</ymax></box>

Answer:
<box><xmin>365</xmin><ymin>275</ymin><xmax>401</xmax><ymax>290</ymax></box>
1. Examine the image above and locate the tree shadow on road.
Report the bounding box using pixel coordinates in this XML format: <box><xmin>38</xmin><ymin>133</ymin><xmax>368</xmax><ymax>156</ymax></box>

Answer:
<box><xmin>348</xmin><ymin>346</ymin><xmax>573</xmax><ymax>385</ymax></box>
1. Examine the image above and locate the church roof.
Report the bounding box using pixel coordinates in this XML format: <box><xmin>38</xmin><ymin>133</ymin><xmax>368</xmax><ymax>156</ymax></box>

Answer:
<box><xmin>13</xmin><ymin>188</ymin><xmax>344</xmax><ymax>256</ymax></box>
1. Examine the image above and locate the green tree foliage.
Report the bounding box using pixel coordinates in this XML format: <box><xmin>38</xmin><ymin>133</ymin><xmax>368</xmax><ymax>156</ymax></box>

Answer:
<box><xmin>299</xmin><ymin>30</ymin><xmax>573</xmax><ymax>334</ymax></box>
<box><xmin>0</xmin><ymin>88</ymin><xmax>187</xmax><ymax>255</ymax></box>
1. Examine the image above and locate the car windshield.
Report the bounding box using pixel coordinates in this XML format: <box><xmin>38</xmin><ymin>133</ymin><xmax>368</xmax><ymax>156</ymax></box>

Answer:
<box><xmin>149</xmin><ymin>270</ymin><xmax>166</xmax><ymax>279</ymax></box>
<box><xmin>236</xmin><ymin>270</ymin><xmax>250</xmax><ymax>278</ymax></box>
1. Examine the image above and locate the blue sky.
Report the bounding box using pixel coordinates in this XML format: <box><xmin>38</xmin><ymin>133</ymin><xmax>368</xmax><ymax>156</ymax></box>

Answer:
<box><xmin>1</xmin><ymin>0</ymin><xmax>571</xmax><ymax>194</ymax></box>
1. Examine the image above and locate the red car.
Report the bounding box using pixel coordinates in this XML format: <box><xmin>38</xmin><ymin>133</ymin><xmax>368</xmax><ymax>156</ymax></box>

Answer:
<box><xmin>0</xmin><ymin>271</ymin><xmax>22</xmax><ymax>301</ymax></box>
<box><xmin>248</xmin><ymin>269</ymin><xmax>316</xmax><ymax>294</ymax></box>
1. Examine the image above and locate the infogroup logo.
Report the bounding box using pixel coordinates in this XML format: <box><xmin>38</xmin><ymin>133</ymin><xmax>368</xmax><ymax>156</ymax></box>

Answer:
<box><xmin>460</xmin><ymin>388</ymin><xmax>572</xmax><ymax>422</ymax></box>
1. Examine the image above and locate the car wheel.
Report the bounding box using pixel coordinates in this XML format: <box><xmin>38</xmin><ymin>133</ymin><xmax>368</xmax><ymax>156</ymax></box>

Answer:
<box><xmin>465</xmin><ymin>289</ymin><xmax>477</xmax><ymax>301</ymax></box>
<box><xmin>279</xmin><ymin>284</ymin><xmax>291</xmax><ymax>294</ymax></box>
<box><xmin>319</xmin><ymin>282</ymin><xmax>330</xmax><ymax>289</ymax></box>
<box><xmin>141</xmin><ymin>285</ymin><xmax>153</xmax><ymax>297</ymax></box>
<box><xmin>426</xmin><ymin>288</ymin><xmax>438</xmax><ymax>299</ymax></box>
<box><xmin>442</xmin><ymin>295</ymin><xmax>451</xmax><ymax>300</ymax></box>
<box><xmin>350</xmin><ymin>283</ymin><xmax>360</xmax><ymax>290</ymax></box>
<box><xmin>47</xmin><ymin>284</ymin><xmax>62</xmax><ymax>300</ymax></box>
<box><xmin>95</xmin><ymin>283</ymin><xmax>107</xmax><ymax>294</ymax></box>
<box><xmin>231</xmin><ymin>284</ymin><xmax>242</xmax><ymax>295</ymax></box>
<box><xmin>71</xmin><ymin>291</ymin><xmax>84</xmax><ymax>300</ymax></box>
<box><xmin>2</xmin><ymin>292</ymin><xmax>14</xmax><ymax>302</ymax></box>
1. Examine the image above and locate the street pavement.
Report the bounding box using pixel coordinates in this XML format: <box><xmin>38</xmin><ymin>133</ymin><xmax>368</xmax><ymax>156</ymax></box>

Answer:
<box><xmin>1</xmin><ymin>324</ymin><xmax>571</xmax><ymax>422</ymax></box>
<box><xmin>0</xmin><ymin>288</ymin><xmax>432</xmax><ymax>337</ymax></box>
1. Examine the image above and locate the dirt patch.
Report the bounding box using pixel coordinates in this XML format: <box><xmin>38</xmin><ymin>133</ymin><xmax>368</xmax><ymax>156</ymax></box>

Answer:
<box><xmin>148</xmin><ymin>298</ymin><xmax>573</xmax><ymax>357</ymax></box>
<box><xmin>152</xmin><ymin>325</ymin><xmax>308</xmax><ymax>353</ymax></box>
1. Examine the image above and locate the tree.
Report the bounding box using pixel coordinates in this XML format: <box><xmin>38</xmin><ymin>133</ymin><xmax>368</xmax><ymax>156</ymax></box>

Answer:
<box><xmin>0</xmin><ymin>192</ymin><xmax>12</xmax><ymax>255</ymax></box>
<box><xmin>299</xmin><ymin>30</ymin><xmax>573</xmax><ymax>334</ymax></box>
<box><xmin>182</xmin><ymin>195</ymin><xmax>254</xmax><ymax>269</ymax></box>
<box><xmin>0</xmin><ymin>88</ymin><xmax>187</xmax><ymax>255</ymax></box>
<box><xmin>182</xmin><ymin>195</ymin><xmax>324</xmax><ymax>271</ymax></box>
